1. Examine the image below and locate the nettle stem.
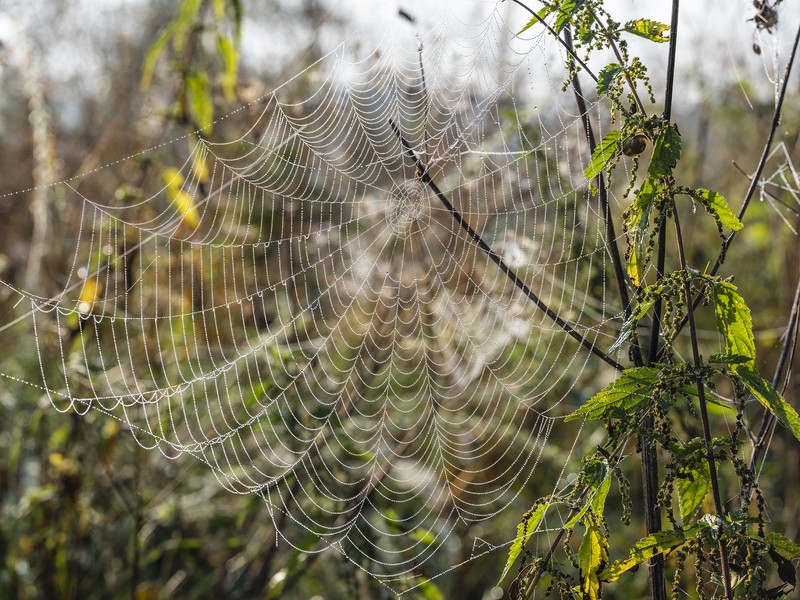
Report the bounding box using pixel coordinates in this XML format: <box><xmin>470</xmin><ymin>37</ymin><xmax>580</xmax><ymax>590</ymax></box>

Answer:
<box><xmin>673</xmin><ymin>207</ymin><xmax>734</xmax><ymax>600</ymax></box>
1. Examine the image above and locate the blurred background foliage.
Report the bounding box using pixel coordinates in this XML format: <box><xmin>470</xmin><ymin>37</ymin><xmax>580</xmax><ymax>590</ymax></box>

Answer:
<box><xmin>0</xmin><ymin>1</ymin><xmax>797</xmax><ymax>598</ymax></box>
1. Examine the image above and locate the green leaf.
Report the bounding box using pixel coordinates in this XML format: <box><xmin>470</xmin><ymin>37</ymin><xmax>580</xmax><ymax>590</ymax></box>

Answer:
<box><xmin>736</xmin><ymin>366</ymin><xmax>800</xmax><ymax>442</ymax></box>
<box><xmin>693</xmin><ymin>189</ymin><xmax>743</xmax><ymax>231</ymax></box>
<box><xmin>579</xmin><ymin>522</ymin><xmax>608</xmax><ymax>600</ymax></box>
<box><xmin>141</xmin><ymin>25</ymin><xmax>175</xmax><ymax>90</ymax></box>
<box><xmin>597</xmin><ymin>63</ymin><xmax>623</xmax><ymax>96</ymax></box>
<box><xmin>712</xmin><ymin>281</ymin><xmax>755</xmax><ymax>368</ymax></box>
<box><xmin>591</xmin><ymin>473</ymin><xmax>612</xmax><ymax>514</ymax></box>
<box><xmin>566</xmin><ymin>367</ymin><xmax>659</xmax><ymax>422</ymax></box>
<box><xmin>564</xmin><ymin>475</ymin><xmax>611</xmax><ymax>530</ymax></box>
<box><xmin>584</xmin><ymin>130</ymin><xmax>621</xmax><ymax>180</ymax></box>
<box><xmin>417</xmin><ymin>579</ymin><xmax>446</xmax><ymax>600</ymax></box>
<box><xmin>626</xmin><ymin>177</ymin><xmax>660</xmax><ymax>286</ymax></box>
<box><xmin>600</xmin><ymin>528</ymin><xmax>698</xmax><ymax>582</ymax></box>
<box><xmin>499</xmin><ymin>502</ymin><xmax>549</xmax><ymax>583</ymax></box>
<box><xmin>766</xmin><ymin>532</ymin><xmax>800</xmax><ymax>560</ymax></box>
<box><xmin>624</xmin><ymin>19</ymin><xmax>670</xmax><ymax>42</ymax></box>
<box><xmin>217</xmin><ymin>35</ymin><xmax>239</xmax><ymax>102</ymax></box>
<box><xmin>412</xmin><ymin>528</ymin><xmax>437</xmax><ymax>545</ymax></box>
<box><xmin>555</xmin><ymin>1</ymin><xmax>587</xmax><ymax>34</ymax></box>
<box><xmin>677</xmin><ymin>463</ymin><xmax>711</xmax><ymax>523</ymax></box>
<box><xmin>648</xmin><ymin>126</ymin><xmax>681</xmax><ymax>179</ymax></box>
<box><xmin>708</xmin><ymin>353</ymin><xmax>753</xmax><ymax>365</ymax></box>
<box><xmin>172</xmin><ymin>0</ymin><xmax>204</xmax><ymax>52</ymax></box>
<box><xmin>516</xmin><ymin>5</ymin><xmax>554</xmax><ymax>37</ymax></box>
<box><xmin>140</xmin><ymin>0</ymin><xmax>203</xmax><ymax>90</ymax></box>
<box><xmin>185</xmin><ymin>71</ymin><xmax>214</xmax><ymax>131</ymax></box>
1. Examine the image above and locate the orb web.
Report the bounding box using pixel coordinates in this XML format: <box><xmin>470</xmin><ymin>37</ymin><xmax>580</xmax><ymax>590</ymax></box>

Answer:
<box><xmin>0</xmin><ymin>0</ymin><xmax>631</xmax><ymax>593</ymax></box>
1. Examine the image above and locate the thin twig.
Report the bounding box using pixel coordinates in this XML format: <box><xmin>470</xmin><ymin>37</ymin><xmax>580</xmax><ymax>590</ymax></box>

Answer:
<box><xmin>732</xmin><ymin>160</ymin><xmax>800</xmax><ymax>216</ymax></box>
<box><xmin>749</xmin><ymin>265</ymin><xmax>800</xmax><ymax>473</ymax></box>
<box><xmin>674</xmin><ymin>208</ymin><xmax>734</xmax><ymax>600</ymax></box>
<box><xmin>389</xmin><ymin>120</ymin><xmax>624</xmax><ymax>371</ymax></box>
<box><xmin>710</xmin><ymin>22</ymin><xmax>800</xmax><ymax>277</ymax></box>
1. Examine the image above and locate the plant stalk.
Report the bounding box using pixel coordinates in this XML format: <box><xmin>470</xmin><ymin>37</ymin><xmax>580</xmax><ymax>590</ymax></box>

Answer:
<box><xmin>673</xmin><ymin>207</ymin><xmax>734</xmax><ymax>600</ymax></box>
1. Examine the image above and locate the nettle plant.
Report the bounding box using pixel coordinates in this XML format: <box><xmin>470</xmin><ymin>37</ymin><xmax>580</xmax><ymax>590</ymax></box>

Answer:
<box><xmin>501</xmin><ymin>1</ymin><xmax>800</xmax><ymax>599</ymax></box>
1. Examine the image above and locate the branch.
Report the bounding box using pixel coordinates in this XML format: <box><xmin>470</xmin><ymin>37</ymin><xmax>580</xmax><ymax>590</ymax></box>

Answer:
<box><xmin>674</xmin><ymin>208</ymin><xmax>734</xmax><ymax>600</ymax></box>
<box><xmin>389</xmin><ymin>120</ymin><xmax>624</xmax><ymax>372</ymax></box>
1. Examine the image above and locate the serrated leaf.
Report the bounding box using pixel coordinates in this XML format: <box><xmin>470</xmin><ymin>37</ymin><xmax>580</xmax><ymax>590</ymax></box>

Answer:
<box><xmin>499</xmin><ymin>502</ymin><xmax>549</xmax><ymax>584</ymax></box>
<box><xmin>566</xmin><ymin>367</ymin><xmax>659</xmax><ymax>421</ymax></box>
<box><xmin>677</xmin><ymin>463</ymin><xmax>711</xmax><ymax>523</ymax></box>
<box><xmin>708</xmin><ymin>353</ymin><xmax>753</xmax><ymax>365</ymax></box>
<box><xmin>624</xmin><ymin>19</ymin><xmax>670</xmax><ymax>42</ymax></box>
<box><xmin>185</xmin><ymin>71</ymin><xmax>214</xmax><ymax>131</ymax></box>
<box><xmin>597</xmin><ymin>63</ymin><xmax>623</xmax><ymax>96</ymax></box>
<box><xmin>579</xmin><ymin>522</ymin><xmax>608</xmax><ymax>600</ymax></box>
<box><xmin>766</xmin><ymin>533</ymin><xmax>800</xmax><ymax>560</ymax></box>
<box><xmin>648</xmin><ymin>126</ymin><xmax>681</xmax><ymax>179</ymax></box>
<box><xmin>693</xmin><ymin>189</ymin><xmax>743</xmax><ymax>231</ymax></box>
<box><xmin>516</xmin><ymin>5</ymin><xmax>554</xmax><ymax>37</ymax></box>
<box><xmin>591</xmin><ymin>473</ymin><xmax>612</xmax><ymax>514</ymax></box>
<box><xmin>600</xmin><ymin>528</ymin><xmax>698</xmax><ymax>582</ymax></box>
<box><xmin>712</xmin><ymin>281</ymin><xmax>755</xmax><ymax>368</ymax></box>
<box><xmin>736</xmin><ymin>366</ymin><xmax>800</xmax><ymax>442</ymax></box>
<box><xmin>627</xmin><ymin>247</ymin><xmax>642</xmax><ymax>287</ymax></box>
<box><xmin>585</xmin><ymin>130</ymin><xmax>621</xmax><ymax>180</ymax></box>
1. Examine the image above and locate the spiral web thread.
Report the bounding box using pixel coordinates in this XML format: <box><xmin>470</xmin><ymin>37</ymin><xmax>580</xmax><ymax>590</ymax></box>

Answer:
<box><xmin>0</xmin><ymin>2</ymin><xmax>632</xmax><ymax>593</ymax></box>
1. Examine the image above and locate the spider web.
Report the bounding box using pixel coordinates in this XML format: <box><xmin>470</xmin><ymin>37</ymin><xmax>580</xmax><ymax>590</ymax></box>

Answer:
<box><xmin>1</xmin><ymin>1</ymin><xmax>629</xmax><ymax>593</ymax></box>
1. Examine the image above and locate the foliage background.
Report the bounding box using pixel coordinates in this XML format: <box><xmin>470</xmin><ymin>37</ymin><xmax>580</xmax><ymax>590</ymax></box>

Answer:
<box><xmin>0</xmin><ymin>1</ymin><xmax>797</xmax><ymax>598</ymax></box>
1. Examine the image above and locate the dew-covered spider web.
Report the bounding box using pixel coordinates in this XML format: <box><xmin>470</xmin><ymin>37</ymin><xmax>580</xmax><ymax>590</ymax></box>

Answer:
<box><xmin>0</xmin><ymin>1</ymin><xmax>636</xmax><ymax>593</ymax></box>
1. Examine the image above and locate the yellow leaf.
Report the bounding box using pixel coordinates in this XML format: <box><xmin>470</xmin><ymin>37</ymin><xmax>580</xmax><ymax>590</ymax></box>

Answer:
<box><xmin>78</xmin><ymin>277</ymin><xmax>101</xmax><ymax>314</ymax></box>
<box><xmin>627</xmin><ymin>248</ymin><xmax>641</xmax><ymax>287</ymax></box>
<box><xmin>192</xmin><ymin>156</ymin><xmax>210</xmax><ymax>184</ymax></box>
<box><xmin>172</xmin><ymin>190</ymin><xmax>200</xmax><ymax>228</ymax></box>
<box><xmin>162</xmin><ymin>167</ymin><xmax>185</xmax><ymax>198</ymax></box>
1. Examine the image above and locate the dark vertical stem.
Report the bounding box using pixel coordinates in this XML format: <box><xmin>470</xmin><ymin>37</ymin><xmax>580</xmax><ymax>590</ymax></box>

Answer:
<box><xmin>673</xmin><ymin>208</ymin><xmax>734</xmax><ymax>600</ymax></box>
<box><xmin>641</xmin><ymin>5</ymin><xmax>680</xmax><ymax>599</ymax></box>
